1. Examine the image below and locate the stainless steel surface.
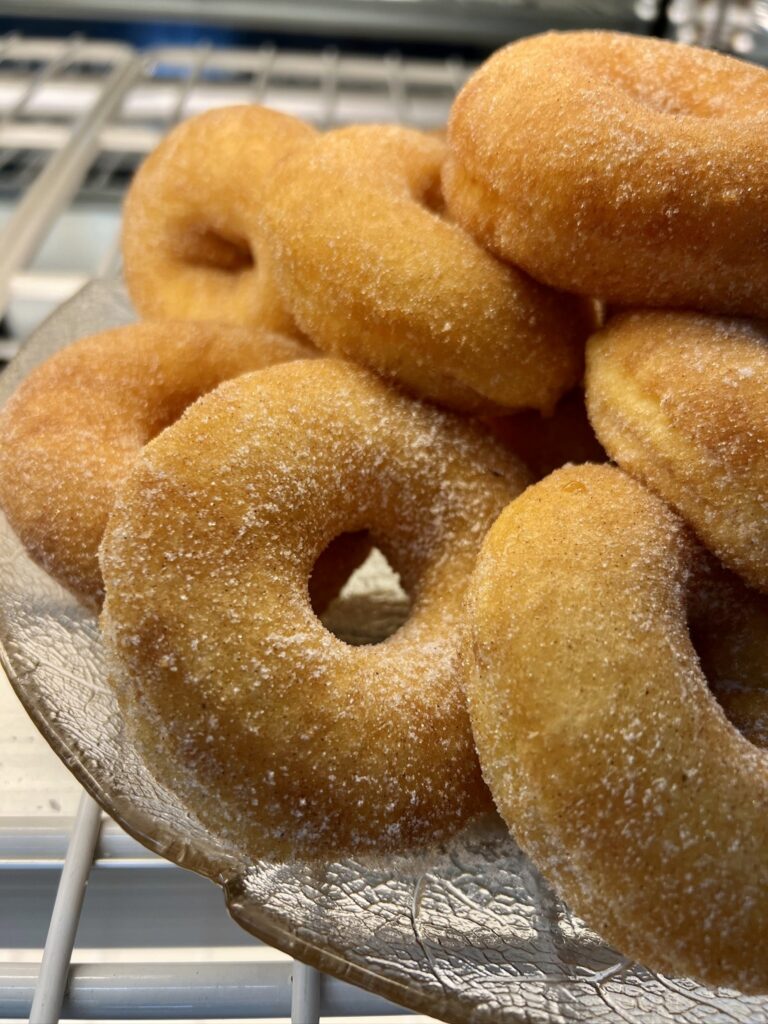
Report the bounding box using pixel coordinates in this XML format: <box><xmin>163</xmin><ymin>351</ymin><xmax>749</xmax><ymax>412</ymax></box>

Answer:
<box><xmin>0</xmin><ymin>1</ymin><xmax>658</xmax><ymax>46</ymax></box>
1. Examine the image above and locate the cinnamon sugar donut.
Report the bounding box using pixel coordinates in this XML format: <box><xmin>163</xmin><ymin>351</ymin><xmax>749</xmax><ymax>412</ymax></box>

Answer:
<box><xmin>483</xmin><ymin>389</ymin><xmax>606</xmax><ymax>481</ymax></box>
<box><xmin>122</xmin><ymin>106</ymin><xmax>316</xmax><ymax>335</ymax></box>
<box><xmin>100</xmin><ymin>358</ymin><xmax>529</xmax><ymax>856</ymax></box>
<box><xmin>466</xmin><ymin>463</ymin><xmax>768</xmax><ymax>993</ymax></box>
<box><xmin>260</xmin><ymin>124</ymin><xmax>593</xmax><ymax>413</ymax></box>
<box><xmin>586</xmin><ymin>310</ymin><xmax>768</xmax><ymax>592</ymax></box>
<box><xmin>689</xmin><ymin>554</ymin><xmax>768</xmax><ymax>750</ymax></box>
<box><xmin>0</xmin><ymin>321</ymin><xmax>313</xmax><ymax>608</ymax></box>
<box><xmin>445</xmin><ymin>31</ymin><xmax>768</xmax><ymax>316</ymax></box>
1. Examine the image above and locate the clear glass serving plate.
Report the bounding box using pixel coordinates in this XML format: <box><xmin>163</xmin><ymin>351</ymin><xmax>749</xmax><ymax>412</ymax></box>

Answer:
<box><xmin>1</xmin><ymin>279</ymin><xmax>766</xmax><ymax>1024</ymax></box>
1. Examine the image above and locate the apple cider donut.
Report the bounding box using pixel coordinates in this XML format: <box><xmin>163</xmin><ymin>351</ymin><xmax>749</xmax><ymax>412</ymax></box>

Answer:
<box><xmin>99</xmin><ymin>358</ymin><xmax>529</xmax><ymax>856</ymax></box>
<box><xmin>445</xmin><ymin>31</ymin><xmax>768</xmax><ymax>316</ymax></box>
<box><xmin>122</xmin><ymin>105</ymin><xmax>316</xmax><ymax>335</ymax></box>
<box><xmin>466</xmin><ymin>463</ymin><xmax>768</xmax><ymax>993</ymax></box>
<box><xmin>260</xmin><ymin>124</ymin><xmax>593</xmax><ymax>413</ymax></box>
<box><xmin>0</xmin><ymin>321</ymin><xmax>313</xmax><ymax>608</ymax></box>
<box><xmin>586</xmin><ymin>310</ymin><xmax>768</xmax><ymax>593</ymax></box>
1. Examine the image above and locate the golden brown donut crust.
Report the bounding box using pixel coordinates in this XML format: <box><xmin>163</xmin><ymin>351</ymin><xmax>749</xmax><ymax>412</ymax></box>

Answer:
<box><xmin>466</xmin><ymin>463</ymin><xmax>768</xmax><ymax>993</ymax></box>
<box><xmin>260</xmin><ymin>124</ymin><xmax>593</xmax><ymax>413</ymax></box>
<box><xmin>444</xmin><ymin>31</ymin><xmax>768</xmax><ymax>316</ymax></box>
<box><xmin>0</xmin><ymin>321</ymin><xmax>310</xmax><ymax>607</ymax></box>
<box><xmin>122</xmin><ymin>106</ymin><xmax>316</xmax><ymax>335</ymax></box>
<box><xmin>586</xmin><ymin>310</ymin><xmax>768</xmax><ymax>593</ymax></box>
<box><xmin>100</xmin><ymin>358</ymin><xmax>530</xmax><ymax>857</ymax></box>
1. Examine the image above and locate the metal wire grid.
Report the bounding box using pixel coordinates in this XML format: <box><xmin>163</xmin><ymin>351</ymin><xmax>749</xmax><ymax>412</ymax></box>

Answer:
<box><xmin>5</xmin><ymin>796</ymin><xmax>432</xmax><ymax>1022</ymax></box>
<box><xmin>0</xmin><ymin>34</ymin><xmax>465</xmax><ymax>1023</ymax></box>
<box><xmin>663</xmin><ymin>0</ymin><xmax>768</xmax><ymax>55</ymax></box>
<box><xmin>0</xmin><ymin>35</ymin><xmax>469</xmax><ymax>361</ymax></box>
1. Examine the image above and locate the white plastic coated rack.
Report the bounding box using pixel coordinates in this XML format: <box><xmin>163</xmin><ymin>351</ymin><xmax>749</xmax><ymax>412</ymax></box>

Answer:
<box><xmin>0</xmin><ymin>33</ymin><xmax>468</xmax><ymax>361</ymax></box>
<box><xmin>0</xmin><ymin>33</ymin><xmax>464</xmax><ymax>1024</ymax></box>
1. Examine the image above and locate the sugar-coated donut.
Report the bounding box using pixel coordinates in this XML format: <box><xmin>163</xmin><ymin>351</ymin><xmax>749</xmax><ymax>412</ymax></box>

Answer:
<box><xmin>483</xmin><ymin>389</ymin><xmax>606</xmax><ymax>481</ymax></box>
<box><xmin>586</xmin><ymin>310</ymin><xmax>768</xmax><ymax>593</ymax></box>
<box><xmin>444</xmin><ymin>31</ymin><xmax>768</xmax><ymax>316</ymax></box>
<box><xmin>466</xmin><ymin>463</ymin><xmax>768</xmax><ymax>993</ymax></box>
<box><xmin>260</xmin><ymin>124</ymin><xmax>593</xmax><ymax>413</ymax></box>
<box><xmin>122</xmin><ymin>106</ymin><xmax>316</xmax><ymax>335</ymax></box>
<box><xmin>689</xmin><ymin>553</ymin><xmax>768</xmax><ymax>749</ymax></box>
<box><xmin>0</xmin><ymin>321</ymin><xmax>312</xmax><ymax>607</ymax></box>
<box><xmin>100</xmin><ymin>358</ymin><xmax>529</xmax><ymax>856</ymax></box>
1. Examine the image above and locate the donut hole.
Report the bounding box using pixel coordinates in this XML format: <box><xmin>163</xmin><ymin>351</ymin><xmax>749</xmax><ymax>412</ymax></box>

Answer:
<box><xmin>178</xmin><ymin>226</ymin><xmax>254</xmax><ymax>274</ymax></box>
<box><xmin>313</xmin><ymin>533</ymin><xmax>412</xmax><ymax>646</ymax></box>
<box><xmin>688</xmin><ymin>597</ymin><xmax>768</xmax><ymax>749</ymax></box>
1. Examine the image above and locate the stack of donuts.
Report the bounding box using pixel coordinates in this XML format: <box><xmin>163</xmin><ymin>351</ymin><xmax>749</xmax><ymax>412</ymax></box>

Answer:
<box><xmin>0</xmin><ymin>29</ymin><xmax>767</xmax><ymax>997</ymax></box>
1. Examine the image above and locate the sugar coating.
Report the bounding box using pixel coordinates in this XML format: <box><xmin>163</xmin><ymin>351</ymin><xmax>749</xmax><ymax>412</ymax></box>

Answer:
<box><xmin>99</xmin><ymin>358</ymin><xmax>530</xmax><ymax>857</ymax></box>
<box><xmin>586</xmin><ymin>309</ymin><xmax>768</xmax><ymax>593</ymax></box>
<box><xmin>466</xmin><ymin>463</ymin><xmax>768</xmax><ymax>994</ymax></box>
<box><xmin>444</xmin><ymin>31</ymin><xmax>768</xmax><ymax>315</ymax></box>
<box><xmin>122</xmin><ymin>105</ymin><xmax>316</xmax><ymax>336</ymax></box>
<box><xmin>0</xmin><ymin>321</ymin><xmax>312</xmax><ymax>607</ymax></box>
<box><xmin>258</xmin><ymin>123</ymin><xmax>594</xmax><ymax>414</ymax></box>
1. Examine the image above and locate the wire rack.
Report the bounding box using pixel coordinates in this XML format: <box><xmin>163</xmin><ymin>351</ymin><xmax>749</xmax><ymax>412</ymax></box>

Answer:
<box><xmin>0</xmin><ymin>33</ymin><xmax>468</xmax><ymax>1023</ymax></box>
<box><xmin>0</xmin><ymin>34</ymin><xmax>467</xmax><ymax>363</ymax></box>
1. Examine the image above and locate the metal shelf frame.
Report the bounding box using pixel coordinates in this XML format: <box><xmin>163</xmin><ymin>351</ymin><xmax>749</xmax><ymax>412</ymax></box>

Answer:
<box><xmin>2</xmin><ymin>788</ymin><xmax>429</xmax><ymax>1021</ymax></box>
<box><xmin>0</xmin><ymin>34</ymin><xmax>471</xmax><ymax>361</ymax></box>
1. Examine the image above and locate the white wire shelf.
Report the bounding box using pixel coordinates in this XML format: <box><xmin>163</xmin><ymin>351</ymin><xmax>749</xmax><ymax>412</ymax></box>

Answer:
<box><xmin>0</xmin><ymin>34</ymin><xmax>471</xmax><ymax>360</ymax></box>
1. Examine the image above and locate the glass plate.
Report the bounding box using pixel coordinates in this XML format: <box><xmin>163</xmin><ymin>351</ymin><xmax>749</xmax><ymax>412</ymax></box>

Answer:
<box><xmin>1</xmin><ymin>279</ymin><xmax>766</xmax><ymax>1024</ymax></box>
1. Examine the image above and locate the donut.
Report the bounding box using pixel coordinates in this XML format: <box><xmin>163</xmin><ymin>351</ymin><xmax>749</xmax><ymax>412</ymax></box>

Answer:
<box><xmin>260</xmin><ymin>124</ymin><xmax>593</xmax><ymax>413</ymax></box>
<box><xmin>99</xmin><ymin>358</ymin><xmax>529</xmax><ymax>856</ymax></box>
<box><xmin>689</xmin><ymin>553</ymin><xmax>768</xmax><ymax>750</ymax></box>
<box><xmin>444</xmin><ymin>31</ymin><xmax>768</xmax><ymax>316</ymax></box>
<box><xmin>122</xmin><ymin>106</ymin><xmax>316</xmax><ymax>335</ymax></box>
<box><xmin>466</xmin><ymin>463</ymin><xmax>768</xmax><ymax>993</ymax></box>
<box><xmin>586</xmin><ymin>310</ymin><xmax>768</xmax><ymax>593</ymax></box>
<box><xmin>0</xmin><ymin>321</ymin><xmax>317</xmax><ymax>608</ymax></box>
<box><xmin>482</xmin><ymin>388</ymin><xmax>606</xmax><ymax>481</ymax></box>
